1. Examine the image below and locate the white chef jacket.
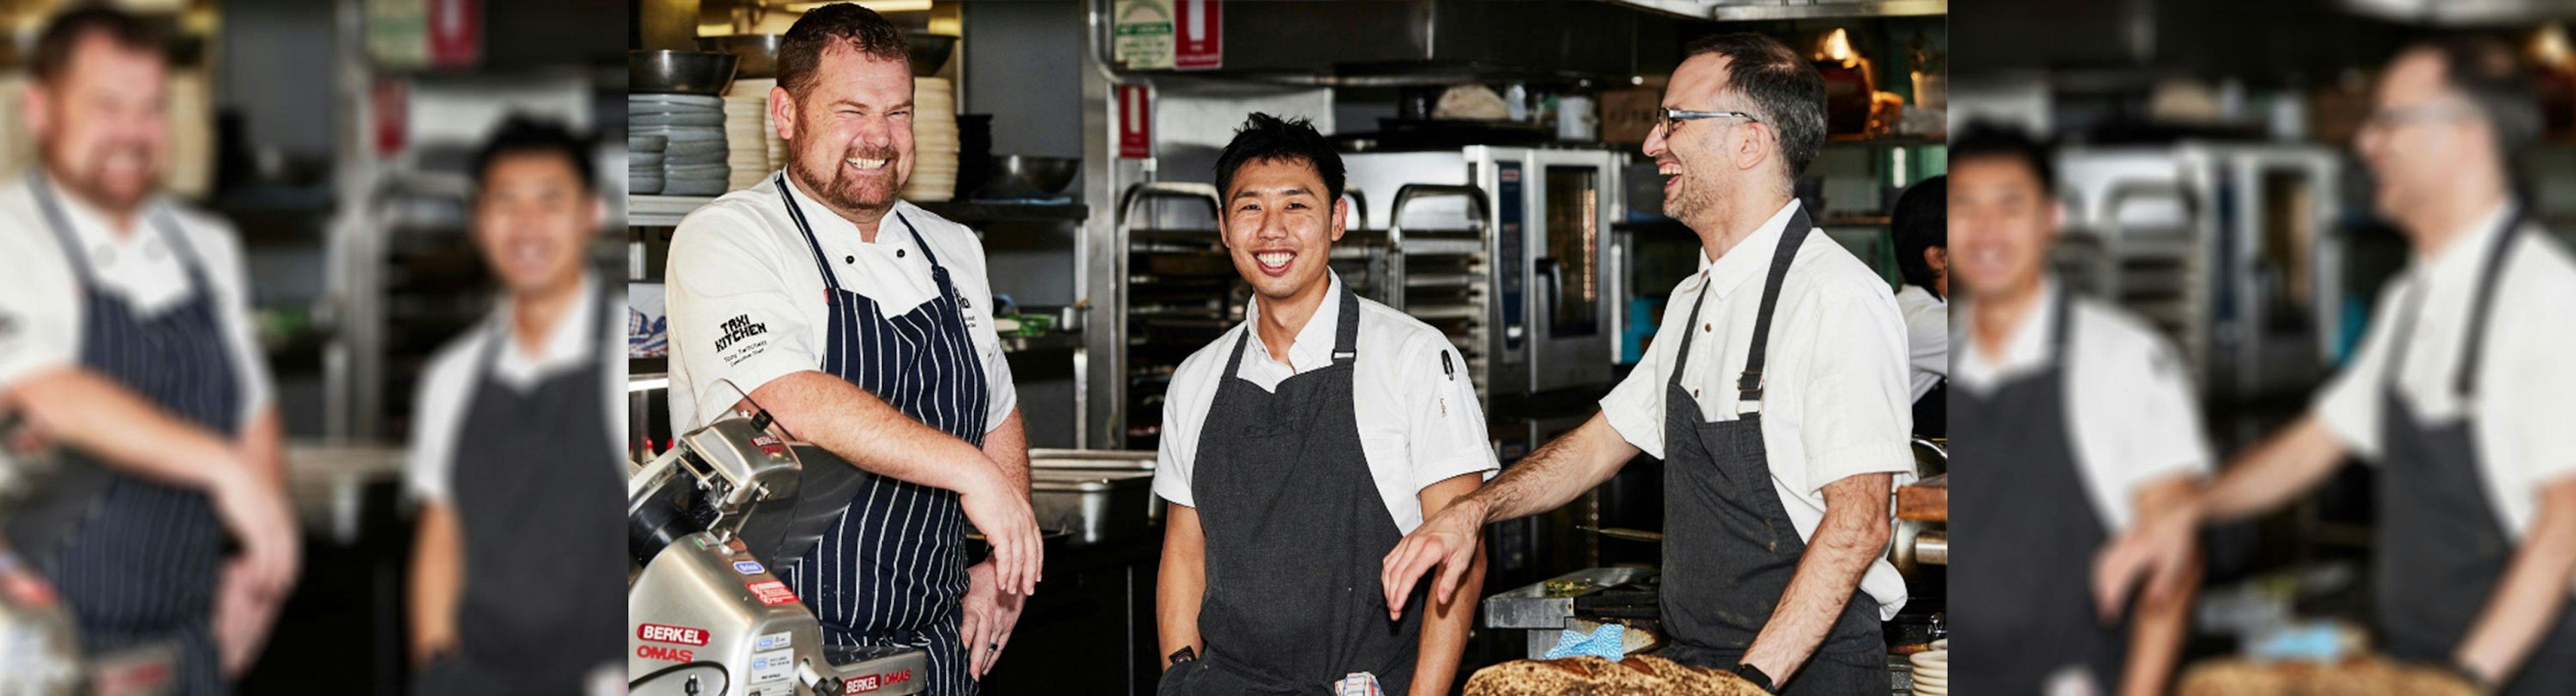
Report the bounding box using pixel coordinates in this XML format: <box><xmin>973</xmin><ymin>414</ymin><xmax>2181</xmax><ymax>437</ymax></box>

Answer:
<box><xmin>1597</xmin><ymin>199</ymin><xmax>1915</xmax><ymax>620</ymax></box>
<box><xmin>1152</xmin><ymin>272</ymin><xmax>1500</xmax><ymax>534</ymax></box>
<box><xmin>2314</xmin><ymin>202</ymin><xmax>2576</xmax><ymax>552</ymax></box>
<box><xmin>1953</xmin><ymin>277</ymin><xmax>2214</xmax><ymax>532</ymax></box>
<box><xmin>663</xmin><ymin>172</ymin><xmax>1016</xmax><ymax>434</ymax></box>
<box><xmin>0</xmin><ymin>170</ymin><xmax>271</xmax><ymax>430</ymax></box>
<box><xmin>406</xmin><ymin>275</ymin><xmax>629</xmax><ymax>503</ymax></box>
<box><xmin>1895</xmin><ymin>283</ymin><xmax>1948</xmax><ymax>402</ymax></box>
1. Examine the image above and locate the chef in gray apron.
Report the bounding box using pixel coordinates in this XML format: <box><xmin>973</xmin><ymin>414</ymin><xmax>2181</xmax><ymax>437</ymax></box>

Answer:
<box><xmin>0</xmin><ymin>9</ymin><xmax>294</xmax><ymax>693</ymax></box>
<box><xmin>403</xmin><ymin>117</ymin><xmax>625</xmax><ymax>693</ymax></box>
<box><xmin>1152</xmin><ymin>114</ymin><xmax>1497</xmax><ymax>696</ymax></box>
<box><xmin>663</xmin><ymin>7</ymin><xmax>1042</xmax><ymax>693</ymax></box>
<box><xmin>1945</xmin><ymin>123</ymin><xmax>2212</xmax><ymax>696</ymax></box>
<box><xmin>2098</xmin><ymin>39</ymin><xmax>2576</xmax><ymax>695</ymax></box>
<box><xmin>1384</xmin><ymin>33</ymin><xmax>1915</xmax><ymax>695</ymax></box>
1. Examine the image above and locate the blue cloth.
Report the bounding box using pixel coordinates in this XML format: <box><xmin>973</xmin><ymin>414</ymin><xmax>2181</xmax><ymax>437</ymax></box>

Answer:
<box><xmin>1542</xmin><ymin>624</ymin><xmax>1628</xmax><ymax>660</ymax></box>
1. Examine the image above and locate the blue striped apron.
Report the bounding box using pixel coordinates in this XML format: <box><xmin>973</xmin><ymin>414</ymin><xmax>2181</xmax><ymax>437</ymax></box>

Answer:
<box><xmin>21</xmin><ymin>171</ymin><xmax>237</xmax><ymax>695</ymax></box>
<box><xmin>774</xmin><ymin>175</ymin><xmax>988</xmax><ymax>696</ymax></box>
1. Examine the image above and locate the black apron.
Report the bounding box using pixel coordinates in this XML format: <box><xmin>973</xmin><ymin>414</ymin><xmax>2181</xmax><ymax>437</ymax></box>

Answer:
<box><xmin>414</xmin><ymin>285</ymin><xmax>628</xmax><ymax>694</ymax></box>
<box><xmin>1160</xmin><ymin>285</ymin><xmax>1429</xmax><ymax>696</ymax></box>
<box><xmin>1911</xmin><ymin>379</ymin><xmax>1947</xmax><ymax>440</ymax></box>
<box><xmin>2373</xmin><ymin>213</ymin><xmax>2576</xmax><ymax>696</ymax></box>
<box><xmin>5</xmin><ymin>171</ymin><xmax>236</xmax><ymax>695</ymax></box>
<box><xmin>1654</xmin><ymin>207</ymin><xmax>1889</xmax><ymax>693</ymax></box>
<box><xmin>1947</xmin><ymin>286</ymin><xmax>2127</xmax><ymax>695</ymax></box>
<box><xmin>775</xmin><ymin>175</ymin><xmax>989</xmax><ymax>696</ymax></box>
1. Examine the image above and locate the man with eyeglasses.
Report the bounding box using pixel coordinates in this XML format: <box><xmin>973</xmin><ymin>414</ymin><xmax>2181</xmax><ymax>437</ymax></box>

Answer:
<box><xmin>1383</xmin><ymin>32</ymin><xmax>1914</xmax><ymax>694</ymax></box>
<box><xmin>2099</xmin><ymin>38</ymin><xmax>2576</xmax><ymax>695</ymax></box>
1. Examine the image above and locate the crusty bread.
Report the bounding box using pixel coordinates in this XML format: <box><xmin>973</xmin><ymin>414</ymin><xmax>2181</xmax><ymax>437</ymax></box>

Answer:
<box><xmin>1464</xmin><ymin>654</ymin><xmax>1767</xmax><ymax>696</ymax></box>
<box><xmin>2175</xmin><ymin>656</ymin><xmax>2481</xmax><ymax>696</ymax></box>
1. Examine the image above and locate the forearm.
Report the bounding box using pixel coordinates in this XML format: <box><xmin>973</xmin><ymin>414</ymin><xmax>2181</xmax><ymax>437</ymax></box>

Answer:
<box><xmin>240</xmin><ymin>408</ymin><xmax>288</xmax><ymax>495</ymax></box>
<box><xmin>407</xmin><ymin>502</ymin><xmax>464</xmax><ymax>664</ymax></box>
<box><xmin>981</xmin><ymin>408</ymin><xmax>1030</xmax><ymax>495</ymax></box>
<box><xmin>2455</xmin><ymin>479</ymin><xmax>2576</xmax><ymax>685</ymax></box>
<box><xmin>2197</xmin><ymin>415</ymin><xmax>2346</xmax><ymax>524</ymax></box>
<box><xmin>750</xmin><ymin>371</ymin><xmax>999</xmax><ymax>493</ymax></box>
<box><xmin>1157</xmin><ymin>507</ymin><xmax>1206</xmax><ymax>670</ymax></box>
<box><xmin>1743</xmin><ymin>474</ymin><xmax>1892</xmax><ymax>683</ymax></box>
<box><xmin>2120</xmin><ymin>550</ymin><xmax>2198</xmax><ymax>696</ymax></box>
<box><xmin>7</xmin><ymin>366</ymin><xmax>241</xmax><ymax>489</ymax></box>
<box><xmin>1459</xmin><ymin>414</ymin><xmax>1636</xmax><ymax>524</ymax></box>
<box><xmin>1410</xmin><ymin>545</ymin><xmax>1483</xmax><ymax>696</ymax></box>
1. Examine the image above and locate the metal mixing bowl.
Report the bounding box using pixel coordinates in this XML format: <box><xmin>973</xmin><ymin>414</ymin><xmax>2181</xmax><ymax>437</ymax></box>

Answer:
<box><xmin>977</xmin><ymin>155</ymin><xmax>1081</xmax><ymax>199</ymax></box>
<box><xmin>908</xmin><ymin>33</ymin><xmax>958</xmax><ymax>77</ymax></box>
<box><xmin>629</xmin><ymin>50</ymin><xmax>739</xmax><ymax>95</ymax></box>
<box><xmin>697</xmin><ymin>34</ymin><xmax>784</xmax><ymax>79</ymax></box>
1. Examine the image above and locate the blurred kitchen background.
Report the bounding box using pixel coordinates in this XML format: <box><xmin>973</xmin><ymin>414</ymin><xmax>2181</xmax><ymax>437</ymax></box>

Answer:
<box><xmin>627</xmin><ymin>1</ymin><xmax>1945</xmax><ymax>693</ymax></box>
<box><xmin>1955</xmin><ymin>0</ymin><xmax>2576</xmax><ymax>685</ymax></box>
<box><xmin>0</xmin><ymin>0</ymin><xmax>623</xmax><ymax>691</ymax></box>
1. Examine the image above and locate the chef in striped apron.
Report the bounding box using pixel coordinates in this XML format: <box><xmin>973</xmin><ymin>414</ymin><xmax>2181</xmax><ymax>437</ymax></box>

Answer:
<box><xmin>0</xmin><ymin>7</ymin><xmax>297</xmax><ymax>694</ymax></box>
<box><xmin>403</xmin><ymin>117</ymin><xmax>626</xmax><ymax>694</ymax></box>
<box><xmin>2100</xmin><ymin>38</ymin><xmax>2576</xmax><ymax>695</ymax></box>
<box><xmin>663</xmin><ymin>5</ymin><xmax>1044</xmax><ymax>695</ymax></box>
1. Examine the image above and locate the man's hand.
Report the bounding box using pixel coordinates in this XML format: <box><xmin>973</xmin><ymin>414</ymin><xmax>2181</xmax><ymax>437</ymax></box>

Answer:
<box><xmin>959</xmin><ymin>466</ymin><xmax>1042</xmax><ymax>596</ymax></box>
<box><xmin>2094</xmin><ymin>501</ymin><xmax>2198</xmax><ymax>623</ymax></box>
<box><xmin>1381</xmin><ymin>495</ymin><xmax>1486</xmax><ymax>618</ymax></box>
<box><xmin>959</xmin><ymin>558</ymin><xmax>1026</xmax><ymax>681</ymax></box>
<box><xmin>211</xmin><ymin>558</ymin><xmax>285</xmax><ymax>677</ymax></box>
<box><xmin>207</xmin><ymin>460</ymin><xmax>299</xmax><ymax>603</ymax></box>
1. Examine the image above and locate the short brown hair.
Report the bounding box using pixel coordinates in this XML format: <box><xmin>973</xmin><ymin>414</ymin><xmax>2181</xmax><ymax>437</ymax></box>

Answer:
<box><xmin>1682</xmin><ymin>33</ymin><xmax>1827</xmax><ymax>183</ymax></box>
<box><xmin>776</xmin><ymin>3</ymin><xmax>910</xmax><ymax>99</ymax></box>
<box><xmin>32</xmin><ymin>5</ymin><xmax>164</xmax><ymax>83</ymax></box>
<box><xmin>2420</xmin><ymin>36</ymin><xmax>2542</xmax><ymax>183</ymax></box>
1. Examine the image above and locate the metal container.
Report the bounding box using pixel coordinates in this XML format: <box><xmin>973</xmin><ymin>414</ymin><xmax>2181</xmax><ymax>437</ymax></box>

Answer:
<box><xmin>697</xmin><ymin>34</ymin><xmax>784</xmax><ymax>79</ymax></box>
<box><xmin>630</xmin><ymin>50</ymin><xmax>739</xmax><ymax>95</ymax></box>
<box><xmin>1028</xmin><ymin>450</ymin><xmax>1159</xmax><ymax>546</ymax></box>
<box><xmin>908</xmin><ymin>33</ymin><xmax>958</xmax><ymax>77</ymax></box>
<box><xmin>976</xmin><ymin>155</ymin><xmax>1081</xmax><ymax>200</ymax></box>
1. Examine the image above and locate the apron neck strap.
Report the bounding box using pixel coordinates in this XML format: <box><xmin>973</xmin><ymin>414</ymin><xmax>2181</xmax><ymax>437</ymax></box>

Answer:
<box><xmin>2048</xmin><ymin>280</ymin><xmax>2075</xmax><ymax>360</ymax></box>
<box><xmin>2387</xmin><ymin>206</ymin><xmax>2521</xmax><ymax>400</ymax></box>
<box><xmin>776</xmin><ymin>173</ymin><xmax>946</xmax><ymax>290</ymax></box>
<box><xmin>477</xmin><ymin>277</ymin><xmax>612</xmax><ymax>377</ymax></box>
<box><xmin>1664</xmin><ymin>204</ymin><xmax>1814</xmax><ymax>407</ymax></box>
<box><xmin>1220</xmin><ymin>281</ymin><xmax>1360</xmax><ymax>380</ymax></box>
<box><xmin>28</xmin><ymin>169</ymin><xmax>199</xmax><ymax>287</ymax></box>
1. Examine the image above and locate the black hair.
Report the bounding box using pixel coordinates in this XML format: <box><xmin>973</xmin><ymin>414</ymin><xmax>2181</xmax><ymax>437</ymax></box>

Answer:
<box><xmin>1213</xmin><ymin>112</ymin><xmax>1344</xmax><ymax>204</ymax></box>
<box><xmin>472</xmin><ymin>115</ymin><xmax>596</xmax><ymax>193</ymax></box>
<box><xmin>34</xmin><ymin>5</ymin><xmax>164</xmax><ymax>83</ymax></box>
<box><xmin>1892</xmin><ymin>175</ymin><xmax>1945</xmax><ymax>294</ymax></box>
<box><xmin>1680</xmin><ymin>33</ymin><xmax>1829</xmax><ymax>184</ymax></box>
<box><xmin>777</xmin><ymin>3</ymin><xmax>911</xmax><ymax>99</ymax></box>
<box><xmin>2420</xmin><ymin>35</ymin><xmax>2542</xmax><ymax>188</ymax></box>
<box><xmin>1948</xmin><ymin>120</ymin><xmax>2055</xmax><ymax>195</ymax></box>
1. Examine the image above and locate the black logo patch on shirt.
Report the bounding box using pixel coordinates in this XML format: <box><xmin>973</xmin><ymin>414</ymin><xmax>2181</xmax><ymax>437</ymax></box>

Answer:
<box><xmin>1440</xmin><ymin>350</ymin><xmax>1455</xmax><ymax>379</ymax></box>
<box><xmin>714</xmin><ymin>313</ymin><xmax>769</xmax><ymax>352</ymax></box>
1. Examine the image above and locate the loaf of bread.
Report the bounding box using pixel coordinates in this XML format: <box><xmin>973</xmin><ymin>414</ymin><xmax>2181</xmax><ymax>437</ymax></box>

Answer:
<box><xmin>2175</xmin><ymin>656</ymin><xmax>2481</xmax><ymax>696</ymax></box>
<box><xmin>1464</xmin><ymin>654</ymin><xmax>1768</xmax><ymax>696</ymax></box>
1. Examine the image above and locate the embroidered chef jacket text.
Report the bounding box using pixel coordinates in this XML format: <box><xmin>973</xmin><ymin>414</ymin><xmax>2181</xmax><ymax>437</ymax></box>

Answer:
<box><xmin>0</xmin><ymin>172</ymin><xmax>270</xmax><ymax>425</ymax></box>
<box><xmin>663</xmin><ymin>172</ymin><xmax>1017</xmax><ymax>433</ymax></box>
<box><xmin>406</xmin><ymin>275</ymin><xmax>628</xmax><ymax>502</ymax></box>
<box><xmin>1152</xmin><ymin>272</ymin><xmax>1500</xmax><ymax>532</ymax></box>
<box><xmin>1953</xmin><ymin>277</ymin><xmax>2214</xmax><ymax>532</ymax></box>
<box><xmin>1596</xmin><ymin>200</ymin><xmax>1915</xmax><ymax>620</ymax></box>
<box><xmin>2314</xmin><ymin>202</ymin><xmax>2576</xmax><ymax>574</ymax></box>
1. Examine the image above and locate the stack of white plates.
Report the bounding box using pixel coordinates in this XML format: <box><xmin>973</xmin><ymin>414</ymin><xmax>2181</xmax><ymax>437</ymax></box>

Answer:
<box><xmin>632</xmin><ymin>93</ymin><xmax>729</xmax><ymax>197</ymax></box>
<box><xmin>1909</xmin><ymin>649</ymin><xmax>1947</xmax><ymax>695</ymax></box>
<box><xmin>629</xmin><ymin>135</ymin><xmax>667</xmax><ymax>194</ymax></box>
<box><xmin>723</xmin><ymin>78</ymin><xmax>777</xmax><ymax>191</ymax></box>
<box><xmin>904</xmin><ymin>77</ymin><xmax>957</xmax><ymax>202</ymax></box>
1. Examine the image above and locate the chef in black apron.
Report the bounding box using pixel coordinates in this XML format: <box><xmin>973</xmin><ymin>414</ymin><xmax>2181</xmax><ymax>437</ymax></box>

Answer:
<box><xmin>663</xmin><ymin>7</ymin><xmax>1042</xmax><ymax>693</ymax></box>
<box><xmin>1385</xmin><ymin>34</ymin><xmax>1915</xmax><ymax>695</ymax></box>
<box><xmin>1890</xmin><ymin>176</ymin><xmax>1947</xmax><ymax>438</ymax></box>
<box><xmin>2098</xmin><ymin>40</ymin><xmax>2576</xmax><ymax>695</ymax></box>
<box><xmin>0</xmin><ymin>9</ymin><xmax>294</xmax><ymax>693</ymax></box>
<box><xmin>1152</xmin><ymin>113</ymin><xmax>1497</xmax><ymax>696</ymax></box>
<box><xmin>1945</xmin><ymin>123</ymin><xmax>2212</xmax><ymax>696</ymax></box>
<box><xmin>403</xmin><ymin>118</ymin><xmax>625</xmax><ymax>694</ymax></box>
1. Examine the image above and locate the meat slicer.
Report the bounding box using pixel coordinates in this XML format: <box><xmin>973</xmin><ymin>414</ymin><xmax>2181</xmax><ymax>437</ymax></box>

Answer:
<box><xmin>0</xmin><ymin>412</ymin><xmax>84</xmax><ymax>696</ymax></box>
<box><xmin>627</xmin><ymin>397</ymin><xmax>926</xmax><ymax>696</ymax></box>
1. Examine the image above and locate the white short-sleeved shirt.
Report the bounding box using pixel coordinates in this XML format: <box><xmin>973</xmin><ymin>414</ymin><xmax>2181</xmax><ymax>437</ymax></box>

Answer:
<box><xmin>1895</xmin><ymin>283</ymin><xmax>1948</xmax><ymax>402</ymax></box>
<box><xmin>663</xmin><ymin>172</ymin><xmax>1017</xmax><ymax>434</ymax></box>
<box><xmin>1152</xmin><ymin>272</ymin><xmax>1500</xmax><ymax>534</ymax></box>
<box><xmin>2315</xmin><ymin>203</ymin><xmax>2576</xmax><ymax>549</ymax></box>
<box><xmin>405</xmin><ymin>275</ymin><xmax>629</xmax><ymax>503</ymax></box>
<box><xmin>1953</xmin><ymin>277</ymin><xmax>2214</xmax><ymax>532</ymax></box>
<box><xmin>1597</xmin><ymin>200</ymin><xmax>1916</xmax><ymax>620</ymax></box>
<box><xmin>0</xmin><ymin>170</ymin><xmax>271</xmax><ymax>430</ymax></box>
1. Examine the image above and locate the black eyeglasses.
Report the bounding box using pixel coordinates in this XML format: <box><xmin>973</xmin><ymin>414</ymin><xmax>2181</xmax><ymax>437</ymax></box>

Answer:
<box><xmin>1656</xmin><ymin>107</ymin><xmax>1762</xmax><ymax>133</ymax></box>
